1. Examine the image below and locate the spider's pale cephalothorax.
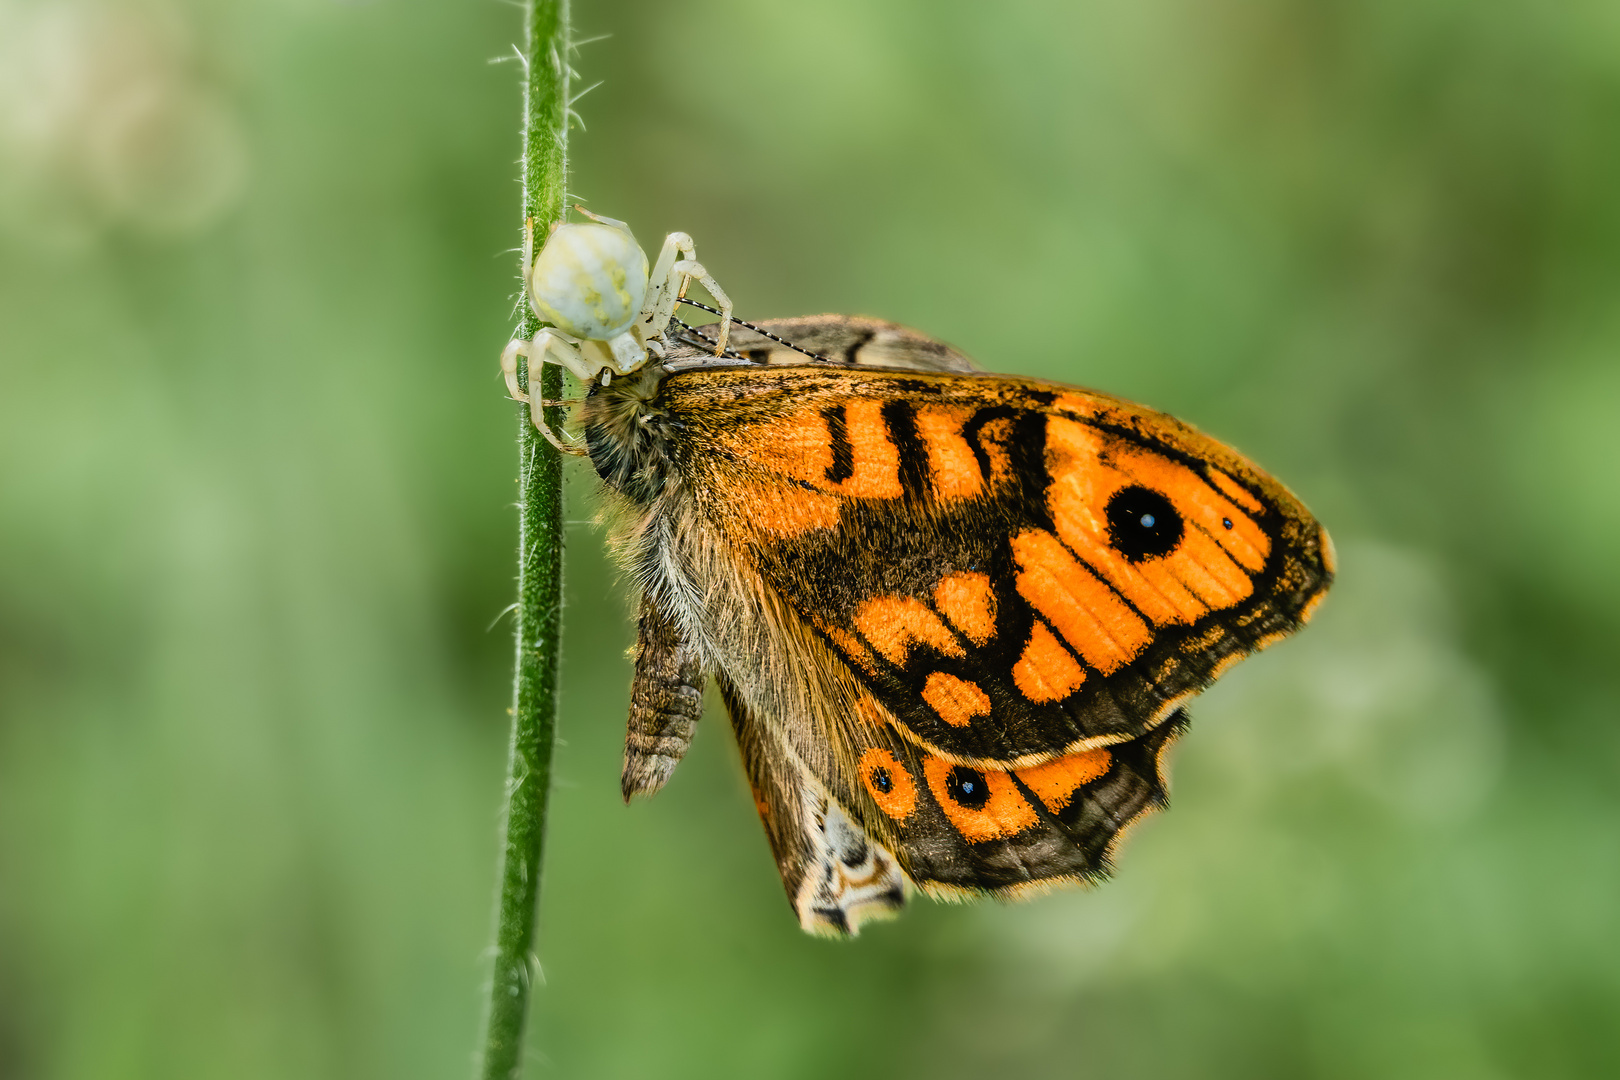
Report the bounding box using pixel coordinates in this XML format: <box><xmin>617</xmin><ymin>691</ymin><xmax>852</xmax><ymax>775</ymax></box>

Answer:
<box><xmin>501</xmin><ymin>208</ymin><xmax>732</xmax><ymax>452</ymax></box>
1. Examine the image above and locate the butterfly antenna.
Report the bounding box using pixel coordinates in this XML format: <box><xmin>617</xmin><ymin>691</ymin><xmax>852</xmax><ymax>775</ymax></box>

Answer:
<box><xmin>670</xmin><ymin>317</ymin><xmax>750</xmax><ymax>361</ymax></box>
<box><xmin>676</xmin><ymin>299</ymin><xmax>836</xmax><ymax>364</ymax></box>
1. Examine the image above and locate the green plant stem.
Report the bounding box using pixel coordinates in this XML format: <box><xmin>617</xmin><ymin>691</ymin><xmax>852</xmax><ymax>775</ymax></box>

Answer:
<box><xmin>478</xmin><ymin>0</ymin><xmax>569</xmax><ymax>1077</ymax></box>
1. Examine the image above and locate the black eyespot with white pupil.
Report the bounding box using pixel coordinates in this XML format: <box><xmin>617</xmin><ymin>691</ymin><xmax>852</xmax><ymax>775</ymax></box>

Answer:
<box><xmin>870</xmin><ymin>766</ymin><xmax>893</xmax><ymax>794</ymax></box>
<box><xmin>1105</xmin><ymin>485</ymin><xmax>1184</xmax><ymax>562</ymax></box>
<box><xmin>945</xmin><ymin>766</ymin><xmax>990</xmax><ymax>810</ymax></box>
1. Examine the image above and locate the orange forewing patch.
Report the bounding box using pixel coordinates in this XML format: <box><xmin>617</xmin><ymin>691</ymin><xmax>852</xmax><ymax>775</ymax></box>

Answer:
<box><xmin>1013</xmin><ymin>622</ymin><xmax>1087</xmax><ymax>703</ymax></box>
<box><xmin>913</xmin><ymin>407</ymin><xmax>984</xmax><ymax>501</ymax></box>
<box><xmin>833</xmin><ymin>399</ymin><xmax>903</xmax><ymax>499</ymax></box>
<box><xmin>729</xmin><ymin>481</ymin><xmax>843</xmax><ymax>538</ymax></box>
<box><xmin>744</xmin><ymin>400</ymin><xmax>901</xmax><ymax>499</ymax></box>
<box><xmin>921</xmin><ymin>672</ymin><xmax>992</xmax><ymax>727</ymax></box>
<box><xmin>1016</xmin><ymin>749</ymin><xmax>1112</xmax><ymax>812</ymax></box>
<box><xmin>1207</xmin><ymin>468</ymin><xmax>1264</xmax><ymax>515</ymax></box>
<box><xmin>854</xmin><ymin>596</ymin><xmax>965</xmax><ymax>666</ymax></box>
<box><xmin>1011</xmin><ymin>529</ymin><xmax>1152</xmax><ymax>673</ymax></box>
<box><xmin>1110</xmin><ymin>442</ymin><xmax>1266</xmax><ymax>580</ymax></box>
<box><xmin>976</xmin><ymin>415</ymin><xmax>1016</xmax><ymax>487</ymax></box>
<box><xmin>860</xmin><ymin>748</ymin><xmax>918</xmax><ymax>821</ymax></box>
<box><xmin>745</xmin><ymin>409</ymin><xmax>835</xmax><ymax>485</ymax></box>
<box><xmin>1042</xmin><ymin>416</ymin><xmax>1266</xmax><ymax>626</ymax></box>
<box><xmin>923</xmin><ymin>757</ymin><xmax>1038</xmax><ymax>843</ymax></box>
<box><xmin>825</xmin><ymin>627</ymin><xmax>880</xmax><ymax>676</ymax></box>
<box><xmin>934</xmin><ymin>571</ymin><xmax>996</xmax><ymax>645</ymax></box>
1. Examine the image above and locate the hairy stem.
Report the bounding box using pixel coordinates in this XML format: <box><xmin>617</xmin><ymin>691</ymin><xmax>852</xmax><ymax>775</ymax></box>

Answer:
<box><xmin>477</xmin><ymin>0</ymin><xmax>569</xmax><ymax>1077</ymax></box>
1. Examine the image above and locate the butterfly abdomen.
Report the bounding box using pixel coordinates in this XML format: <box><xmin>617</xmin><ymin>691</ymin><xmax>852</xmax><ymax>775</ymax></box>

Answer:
<box><xmin>621</xmin><ymin>595</ymin><xmax>707</xmax><ymax>802</ymax></box>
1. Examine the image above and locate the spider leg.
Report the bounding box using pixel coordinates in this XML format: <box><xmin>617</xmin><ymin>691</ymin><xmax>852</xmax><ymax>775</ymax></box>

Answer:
<box><xmin>521</xmin><ymin>216</ymin><xmax>544</xmax><ymax>321</ymax></box>
<box><xmin>637</xmin><ymin>231</ymin><xmax>695</xmax><ymax>344</ymax></box>
<box><xmin>671</xmin><ymin>258</ymin><xmax>732</xmax><ymax>357</ymax></box>
<box><xmin>574</xmin><ymin>205</ymin><xmax>633</xmax><ymax>232</ymax></box>
<box><xmin>640</xmin><ymin>232</ymin><xmax>732</xmax><ymax>356</ymax></box>
<box><xmin>500</xmin><ymin>335</ymin><xmax>532</xmax><ymax>404</ymax></box>
<box><xmin>499</xmin><ymin>329</ymin><xmax>591</xmax><ymax>456</ymax></box>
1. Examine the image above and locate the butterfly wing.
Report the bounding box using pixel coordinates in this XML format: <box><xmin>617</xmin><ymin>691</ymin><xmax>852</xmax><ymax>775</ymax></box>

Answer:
<box><xmin>718</xmin><ymin>673</ymin><xmax>909</xmax><ymax>936</ymax></box>
<box><xmin>675</xmin><ymin>312</ymin><xmax>982</xmax><ymax>373</ymax></box>
<box><xmin>653</xmin><ymin>363</ymin><xmax>1331</xmax><ymax>765</ymax></box>
<box><xmin>850</xmin><ymin>700</ymin><xmax>1188</xmax><ymax>898</ymax></box>
<box><xmin>720</xmin><ymin>661</ymin><xmax>1186</xmax><ymax>927</ymax></box>
<box><xmin>594</xmin><ymin>317</ymin><xmax>1330</xmax><ymax>926</ymax></box>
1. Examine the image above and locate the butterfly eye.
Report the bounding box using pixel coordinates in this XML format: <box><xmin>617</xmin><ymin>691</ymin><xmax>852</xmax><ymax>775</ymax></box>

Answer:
<box><xmin>1105</xmin><ymin>485</ymin><xmax>1184</xmax><ymax>562</ymax></box>
<box><xmin>944</xmin><ymin>766</ymin><xmax>991</xmax><ymax>810</ymax></box>
<box><xmin>869</xmin><ymin>766</ymin><xmax>893</xmax><ymax>794</ymax></box>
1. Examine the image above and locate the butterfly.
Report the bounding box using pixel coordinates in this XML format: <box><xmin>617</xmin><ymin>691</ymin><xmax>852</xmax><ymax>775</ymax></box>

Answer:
<box><xmin>565</xmin><ymin>311</ymin><xmax>1334</xmax><ymax>936</ymax></box>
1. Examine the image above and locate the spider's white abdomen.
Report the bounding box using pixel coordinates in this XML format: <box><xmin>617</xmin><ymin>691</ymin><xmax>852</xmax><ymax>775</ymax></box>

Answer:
<box><xmin>502</xmin><ymin>211</ymin><xmax>731</xmax><ymax>450</ymax></box>
<box><xmin>528</xmin><ymin>222</ymin><xmax>650</xmax><ymax>340</ymax></box>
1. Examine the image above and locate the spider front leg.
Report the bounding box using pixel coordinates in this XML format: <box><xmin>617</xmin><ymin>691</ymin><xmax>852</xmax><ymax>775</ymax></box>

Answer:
<box><xmin>499</xmin><ymin>328</ymin><xmax>592</xmax><ymax>455</ymax></box>
<box><xmin>640</xmin><ymin>232</ymin><xmax>733</xmax><ymax>357</ymax></box>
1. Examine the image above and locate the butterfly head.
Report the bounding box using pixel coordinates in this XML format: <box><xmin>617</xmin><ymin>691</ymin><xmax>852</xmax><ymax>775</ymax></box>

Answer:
<box><xmin>582</xmin><ymin>363</ymin><xmax>677</xmax><ymax>503</ymax></box>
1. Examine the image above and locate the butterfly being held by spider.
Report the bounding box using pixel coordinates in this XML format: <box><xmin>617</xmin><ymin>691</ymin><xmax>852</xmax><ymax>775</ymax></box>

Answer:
<box><xmin>501</xmin><ymin>209</ymin><xmax>1334</xmax><ymax>937</ymax></box>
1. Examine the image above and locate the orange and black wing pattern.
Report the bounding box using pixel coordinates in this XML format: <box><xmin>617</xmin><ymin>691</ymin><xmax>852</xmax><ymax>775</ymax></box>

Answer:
<box><xmin>661</xmin><ymin>364</ymin><xmax>1332</xmax><ymax>766</ymax></box>
<box><xmin>729</xmin><ymin>666</ymin><xmax>1188</xmax><ymax>916</ymax></box>
<box><xmin>827</xmin><ymin>681</ymin><xmax>1191</xmax><ymax>899</ymax></box>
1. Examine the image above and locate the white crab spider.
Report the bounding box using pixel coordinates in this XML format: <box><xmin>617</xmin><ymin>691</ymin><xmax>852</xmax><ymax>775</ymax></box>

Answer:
<box><xmin>501</xmin><ymin>208</ymin><xmax>733</xmax><ymax>452</ymax></box>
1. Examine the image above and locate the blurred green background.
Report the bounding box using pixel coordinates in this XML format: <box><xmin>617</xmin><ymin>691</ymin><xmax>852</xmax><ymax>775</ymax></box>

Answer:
<box><xmin>2</xmin><ymin>0</ymin><xmax>1618</xmax><ymax>1076</ymax></box>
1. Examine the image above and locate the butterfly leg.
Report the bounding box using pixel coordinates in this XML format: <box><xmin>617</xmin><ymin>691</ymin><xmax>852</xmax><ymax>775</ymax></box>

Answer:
<box><xmin>621</xmin><ymin>595</ymin><xmax>707</xmax><ymax>802</ymax></box>
<box><xmin>638</xmin><ymin>232</ymin><xmax>733</xmax><ymax>358</ymax></box>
